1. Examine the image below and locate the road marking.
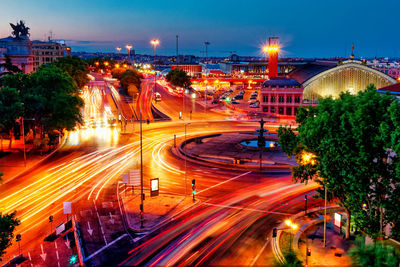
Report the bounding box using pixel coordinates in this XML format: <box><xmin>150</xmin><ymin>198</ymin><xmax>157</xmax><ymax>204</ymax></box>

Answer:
<box><xmin>56</xmin><ymin>251</ymin><xmax>59</xmax><ymax>260</ymax></box>
<box><xmin>40</xmin><ymin>244</ymin><xmax>47</xmax><ymax>262</ymax></box>
<box><xmin>28</xmin><ymin>252</ymin><xmax>31</xmax><ymax>261</ymax></box>
<box><xmin>84</xmin><ymin>233</ymin><xmax>128</xmax><ymax>261</ymax></box>
<box><xmin>202</xmin><ymin>203</ymin><xmax>292</xmax><ymax>215</ymax></box>
<box><xmin>54</xmin><ymin>240</ymin><xmax>57</xmax><ymax>249</ymax></box>
<box><xmin>250</xmin><ymin>238</ymin><xmax>270</xmax><ymax>266</ymax></box>
<box><xmin>197</xmin><ymin>171</ymin><xmax>252</xmax><ymax>195</ymax></box>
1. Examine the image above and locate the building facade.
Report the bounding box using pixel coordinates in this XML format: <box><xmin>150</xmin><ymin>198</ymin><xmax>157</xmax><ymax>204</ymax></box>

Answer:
<box><xmin>32</xmin><ymin>39</ymin><xmax>71</xmax><ymax>71</ymax></box>
<box><xmin>0</xmin><ymin>36</ymin><xmax>34</xmax><ymax>73</ymax></box>
<box><xmin>260</xmin><ymin>78</ymin><xmax>303</xmax><ymax>116</ymax></box>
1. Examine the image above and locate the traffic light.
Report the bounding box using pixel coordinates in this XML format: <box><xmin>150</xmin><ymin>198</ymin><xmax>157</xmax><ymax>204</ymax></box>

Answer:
<box><xmin>16</xmin><ymin>234</ymin><xmax>21</xmax><ymax>242</ymax></box>
<box><xmin>307</xmin><ymin>248</ymin><xmax>311</xmax><ymax>256</ymax></box>
<box><xmin>69</xmin><ymin>255</ymin><xmax>78</xmax><ymax>264</ymax></box>
<box><xmin>192</xmin><ymin>179</ymin><xmax>196</xmax><ymax>194</ymax></box>
<box><xmin>49</xmin><ymin>215</ymin><xmax>53</xmax><ymax>223</ymax></box>
<box><xmin>272</xmin><ymin>228</ymin><xmax>277</xmax><ymax>238</ymax></box>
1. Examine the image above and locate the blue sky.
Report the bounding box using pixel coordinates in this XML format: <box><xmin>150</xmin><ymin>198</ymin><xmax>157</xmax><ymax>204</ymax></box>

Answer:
<box><xmin>1</xmin><ymin>0</ymin><xmax>399</xmax><ymax>58</ymax></box>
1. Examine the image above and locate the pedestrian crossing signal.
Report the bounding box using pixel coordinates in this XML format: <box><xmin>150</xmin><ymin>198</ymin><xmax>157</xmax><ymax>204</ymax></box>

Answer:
<box><xmin>272</xmin><ymin>228</ymin><xmax>277</xmax><ymax>238</ymax></box>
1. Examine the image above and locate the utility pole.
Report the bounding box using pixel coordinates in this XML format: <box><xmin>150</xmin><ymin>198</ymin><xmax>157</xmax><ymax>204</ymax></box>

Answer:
<box><xmin>204</xmin><ymin>41</ymin><xmax>210</xmax><ymax>63</ymax></box>
<box><xmin>140</xmin><ymin>110</ymin><xmax>144</xmax><ymax>228</ymax></box>
<box><xmin>176</xmin><ymin>35</ymin><xmax>179</xmax><ymax>70</ymax></box>
<box><xmin>257</xmin><ymin>118</ymin><xmax>266</xmax><ymax>170</ymax></box>
<box><xmin>22</xmin><ymin>117</ymin><xmax>26</xmax><ymax>168</ymax></box>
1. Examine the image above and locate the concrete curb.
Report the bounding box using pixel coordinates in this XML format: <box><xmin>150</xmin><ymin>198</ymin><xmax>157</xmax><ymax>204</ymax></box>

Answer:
<box><xmin>3</xmin><ymin>134</ymin><xmax>66</xmax><ymax>185</ymax></box>
<box><xmin>174</xmin><ymin>134</ymin><xmax>294</xmax><ymax>172</ymax></box>
<box><xmin>72</xmin><ymin>216</ymin><xmax>86</xmax><ymax>267</ymax></box>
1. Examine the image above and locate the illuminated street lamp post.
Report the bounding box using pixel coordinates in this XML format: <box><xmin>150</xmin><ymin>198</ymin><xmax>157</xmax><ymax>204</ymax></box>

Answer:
<box><xmin>126</xmin><ymin>45</ymin><xmax>132</xmax><ymax>65</ymax></box>
<box><xmin>284</xmin><ymin>219</ymin><xmax>298</xmax><ymax>250</ymax></box>
<box><xmin>150</xmin><ymin>39</ymin><xmax>160</xmax><ymax>94</ymax></box>
<box><xmin>184</xmin><ymin>123</ymin><xmax>191</xmax><ymax>196</ymax></box>
<box><xmin>116</xmin><ymin>47</ymin><xmax>121</xmax><ymax>56</ymax></box>
<box><xmin>204</xmin><ymin>80</ymin><xmax>208</xmax><ymax>114</ymax></box>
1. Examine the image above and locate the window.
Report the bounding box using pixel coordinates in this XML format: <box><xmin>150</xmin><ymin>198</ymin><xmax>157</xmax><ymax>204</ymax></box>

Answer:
<box><xmin>286</xmin><ymin>107</ymin><xmax>292</xmax><ymax>115</ymax></box>
<box><xmin>263</xmin><ymin>95</ymin><xmax>268</xmax><ymax>103</ymax></box>
<box><xmin>278</xmin><ymin>107</ymin><xmax>284</xmax><ymax>115</ymax></box>
<box><xmin>286</xmin><ymin>96</ymin><xmax>292</xmax><ymax>103</ymax></box>
<box><xmin>263</xmin><ymin>106</ymin><xmax>268</xmax><ymax>112</ymax></box>
<box><xmin>294</xmin><ymin>107</ymin><xmax>298</xmax><ymax>115</ymax></box>
<box><xmin>270</xmin><ymin>96</ymin><xmax>276</xmax><ymax>103</ymax></box>
<box><xmin>294</xmin><ymin>96</ymin><xmax>301</xmax><ymax>103</ymax></box>
<box><xmin>278</xmin><ymin>96</ymin><xmax>284</xmax><ymax>103</ymax></box>
<box><xmin>270</xmin><ymin>106</ymin><xmax>275</xmax><ymax>113</ymax></box>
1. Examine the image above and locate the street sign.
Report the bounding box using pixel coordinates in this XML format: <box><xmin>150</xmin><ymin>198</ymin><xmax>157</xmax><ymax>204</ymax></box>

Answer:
<box><xmin>56</xmin><ymin>223</ymin><xmax>65</xmax><ymax>235</ymax></box>
<box><xmin>122</xmin><ymin>173</ymin><xmax>129</xmax><ymax>184</ymax></box>
<box><xmin>63</xmin><ymin>202</ymin><xmax>71</xmax><ymax>214</ymax></box>
<box><xmin>150</xmin><ymin>178</ymin><xmax>159</xmax><ymax>197</ymax></box>
<box><xmin>129</xmin><ymin>170</ymin><xmax>140</xmax><ymax>186</ymax></box>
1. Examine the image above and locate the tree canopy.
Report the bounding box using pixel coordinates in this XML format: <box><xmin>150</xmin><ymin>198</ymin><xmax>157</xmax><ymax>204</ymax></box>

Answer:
<box><xmin>165</xmin><ymin>69</ymin><xmax>192</xmax><ymax>88</ymax></box>
<box><xmin>0</xmin><ymin>87</ymin><xmax>23</xmax><ymax>141</ymax></box>
<box><xmin>119</xmin><ymin>70</ymin><xmax>142</xmax><ymax>96</ymax></box>
<box><xmin>278</xmin><ymin>84</ymin><xmax>400</xmax><ymax>240</ymax></box>
<box><xmin>0</xmin><ymin>54</ymin><xmax>22</xmax><ymax>77</ymax></box>
<box><xmin>0</xmin><ymin>211</ymin><xmax>20</xmax><ymax>260</ymax></box>
<box><xmin>51</xmin><ymin>56</ymin><xmax>89</xmax><ymax>89</ymax></box>
<box><xmin>0</xmin><ymin>65</ymin><xmax>84</xmax><ymax>139</ymax></box>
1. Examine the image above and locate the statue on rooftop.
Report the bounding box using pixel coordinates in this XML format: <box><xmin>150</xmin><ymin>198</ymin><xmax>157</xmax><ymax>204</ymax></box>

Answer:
<box><xmin>10</xmin><ymin>20</ymin><xmax>30</xmax><ymax>39</ymax></box>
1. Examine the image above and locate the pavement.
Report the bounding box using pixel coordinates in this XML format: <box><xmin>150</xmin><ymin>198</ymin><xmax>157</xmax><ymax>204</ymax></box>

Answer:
<box><xmin>121</xmin><ymin>190</ymin><xmax>198</xmax><ymax>232</ymax></box>
<box><xmin>177</xmin><ymin>132</ymin><xmax>297</xmax><ymax>169</ymax></box>
<box><xmin>276</xmin><ymin>208</ymin><xmax>353</xmax><ymax>266</ymax></box>
<box><xmin>298</xmin><ymin>222</ymin><xmax>352</xmax><ymax>266</ymax></box>
<box><xmin>0</xmin><ymin>138</ymin><xmax>59</xmax><ymax>183</ymax></box>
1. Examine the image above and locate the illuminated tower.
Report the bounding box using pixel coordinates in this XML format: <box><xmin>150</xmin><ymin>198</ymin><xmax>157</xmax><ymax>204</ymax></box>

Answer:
<box><xmin>268</xmin><ymin>37</ymin><xmax>279</xmax><ymax>78</ymax></box>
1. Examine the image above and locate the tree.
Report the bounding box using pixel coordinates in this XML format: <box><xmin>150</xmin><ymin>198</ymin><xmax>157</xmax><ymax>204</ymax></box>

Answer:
<box><xmin>278</xmin><ymin>84</ymin><xmax>400</xmax><ymax>239</ymax></box>
<box><xmin>51</xmin><ymin>56</ymin><xmax>89</xmax><ymax>89</ymax></box>
<box><xmin>119</xmin><ymin>70</ymin><xmax>142</xmax><ymax>95</ymax></box>
<box><xmin>27</xmin><ymin>65</ymin><xmax>83</xmax><ymax>134</ymax></box>
<box><xmin>0</xmin><ymin>87</ymin><xmax>23</xmax><ymax>149</ymax></box>
<box><xmin>0</xmin><ymin>211</ymin><xmax>20</xmax><ymax>260</ymax></box>
<box><xmin>349</xmin><ymin>240</ymin><xmax>400</xmax><ymax>267</ymax></box>
<box><xmin>0</xmin><ymin>54</ymin><xmax>22</xmax><ymax>77</ymax></box>
<box><xmin>165</xmin><ymin>69</ymin><xmax>191</xmax><ymax>88</ymax></box>
<box><xmin>111</xmin><ymin>67</ymin><xmax>125</xmax><ymax>80</ymax></box>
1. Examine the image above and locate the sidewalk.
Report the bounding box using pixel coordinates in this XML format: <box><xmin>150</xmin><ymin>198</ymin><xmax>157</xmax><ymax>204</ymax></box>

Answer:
<box><xmin>298</xmin><ymin>222</ymin><xmax>352</xmax><ymax>266</ymax></box>
<box><xmin>121</xmin><ymin>191</ymin><xmax>198</xmax><ymax>232</ymax></box>
<box><xmin>275</xmin><ymin>207</ymin><xmax>353</xmax><ymax>266</ymax></box>
<box><xmin>0</xmin><ymin>137</ymin><xmax>61</xmax><ymax>183</ymax></box>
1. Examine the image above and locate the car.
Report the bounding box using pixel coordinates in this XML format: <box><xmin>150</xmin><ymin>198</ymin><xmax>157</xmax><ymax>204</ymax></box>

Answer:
<box><xmin>212</xmin><ymin>99</ymin><xmax>220</xmax><ymax>104</ymax></box>
<box><xmin>220</xmin><ymin>95</ymin><xmax>226</xmax><ymax>100</ymax></box>
<box><xmin>250</xmin><ymin>95</ymin><xmax>258</xmax><ymax>100</ymax></box>
<box><xmin>234</xmin><ymin>94</ymin><xmax>243</xmax><ymax>100</ymax></box>
<box><xmin>231</xmin><ymin>99</ymin><xmax>240</xmax><ymax>104</ymax></box>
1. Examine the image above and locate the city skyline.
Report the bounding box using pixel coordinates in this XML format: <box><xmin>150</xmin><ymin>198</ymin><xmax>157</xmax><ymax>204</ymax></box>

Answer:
<box><xmin>1</xmin><ymin>0</ymin><xmax>399</xmax><ymax>58</ymax></box>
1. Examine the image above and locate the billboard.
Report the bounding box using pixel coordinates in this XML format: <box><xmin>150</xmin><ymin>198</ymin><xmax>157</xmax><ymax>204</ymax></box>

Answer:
<box><xmin>150</xmin><ymin>178</ymin><xmax>159</xmax><ymax>197</ymax></box>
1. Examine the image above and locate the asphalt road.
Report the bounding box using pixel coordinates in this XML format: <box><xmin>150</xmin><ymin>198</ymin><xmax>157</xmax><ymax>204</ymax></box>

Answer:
<box><xmin>1</xmin><ymin>74</ymin><xmax>314</xmax><ymax>266</ymax></box>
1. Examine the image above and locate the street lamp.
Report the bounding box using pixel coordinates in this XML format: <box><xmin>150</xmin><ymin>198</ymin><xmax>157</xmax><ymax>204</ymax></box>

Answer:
<box><xmin>204</xmin><ymin>80</ymin><xmax>208</xmax><ymax>114</ymax></box>
<box><xmin>284</xmin><ymin>219</ymin><xmax>298</xmax><ymax>250</ymax></box>
<box><xmin>184</xmin><ymin>123</ymin><xmax>191</xmax><ymax>196</ymax></box>
<box><xmin>116</xmin><ymin>47</ymin><xmax>121</xmax><ymax>56</ymax></box>
<box><xmin>150</xmin><ymin>39</ymin><xmax>160</xmax><ymax>94</ymax></box>
<box><xmin>126</xmin><ymin>45</ymin><xmax>132</xmax><ymax>65</ymax></box>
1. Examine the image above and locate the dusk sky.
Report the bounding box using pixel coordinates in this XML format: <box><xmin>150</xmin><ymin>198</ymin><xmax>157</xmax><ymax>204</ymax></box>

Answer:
<box><xmin>1</xmin><ymin>0</ymin><xmax>399</xmax><ymax>58</ymax></box>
